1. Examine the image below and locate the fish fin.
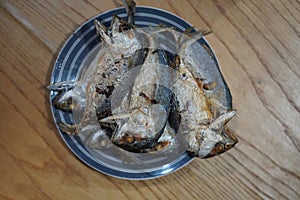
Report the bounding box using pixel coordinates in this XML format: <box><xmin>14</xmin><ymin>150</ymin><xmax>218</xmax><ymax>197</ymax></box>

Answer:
<box><xmin>47</xmin><ymin>81</ymin><xmax>76</xmax><ymax>91</ymax></box>
<box><xmin>122</xmin><ymin>0</ymin><xmax>136</xmax><ymax>25</ymax></box>
<box><xmin>111</xmin><ymin>15</ymin><xmax>121</xmax><ymax>35</ymax></box>
<box><xmin>94</xmin><ymin>20</ymin><xmax>110</xmax><ymax>42</ymax></box>
<box><xmin>178</xmin><ymin>29</ymin><xmax>212</xmax><ymax>55</ymax></box>
<box><xmin>209</xmin><ymin>110</ymin><xmax>236</xmax><ymax>130</ymax></box>
<box><xmin>58</xmin><ymin>122</ymin><xmax>77</xmax><ymax>135</ymax></box>
<box><xmin>99</xmin><ymin>113</ymin><xmax>131</xmax><ymax>124</ymax></box>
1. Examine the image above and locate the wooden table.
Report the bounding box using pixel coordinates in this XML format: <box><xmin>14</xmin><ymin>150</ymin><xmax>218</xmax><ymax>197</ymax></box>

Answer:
<box><xmin>1</xmin><ymin>0</ymin><xmax>299</xmax><ymax>199</ymax></box>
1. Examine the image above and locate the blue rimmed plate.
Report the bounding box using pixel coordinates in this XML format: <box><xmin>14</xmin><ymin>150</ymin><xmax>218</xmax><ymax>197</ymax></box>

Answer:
<box><xmin>49</xmin><ymin>6</ymin><xmax>229</xmax><ymax>180</ymax></box>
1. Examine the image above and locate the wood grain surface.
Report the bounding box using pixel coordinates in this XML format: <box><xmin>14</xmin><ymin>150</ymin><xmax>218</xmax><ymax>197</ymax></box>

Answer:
<box><xmin>0</xmin><ymin>0</ymin><xmax>299</xmax><ymax>199</ymax></box>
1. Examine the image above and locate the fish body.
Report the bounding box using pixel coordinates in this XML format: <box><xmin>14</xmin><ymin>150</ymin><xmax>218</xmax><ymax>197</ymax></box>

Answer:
<box><xmin>100</xmin><ymin>49</ymin><xmax>176</xmax><ymax>152</ymax></box>
<box><xmin>172</xmin><ymin>31</ymin><xmax>238</xmax><ymax>158</ymax></box>
<box><xmin>49</xmin><ymin>8</ymin><xmax>150</xmax><ymax>135</ymax></box>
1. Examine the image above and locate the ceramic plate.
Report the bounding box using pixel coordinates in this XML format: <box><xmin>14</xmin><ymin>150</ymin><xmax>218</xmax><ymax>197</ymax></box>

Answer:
<box><xmin>49</xmin><ymin>6</ymin><xmax>231</xmax><ymax>180</ymax></box>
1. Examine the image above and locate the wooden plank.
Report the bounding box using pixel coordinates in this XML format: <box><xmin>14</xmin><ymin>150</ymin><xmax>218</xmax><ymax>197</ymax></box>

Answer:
<box><xmin>1</xmin><ymin>0</ymin><xmax>105</xmax><ymax>51</ymax></box>
<box><xmin>0</xmin><ymin>7</ymin><xmax>131</xmax><ymax>200</ymax></box>
<box><xmin>0</xmin><ymin>0</ymin><xmax>299</xmax><ymax>199</ymax></box>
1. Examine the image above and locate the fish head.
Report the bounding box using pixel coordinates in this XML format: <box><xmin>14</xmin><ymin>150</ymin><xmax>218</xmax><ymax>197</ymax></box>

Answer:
<box><xmin>203</xmin><ymin>127</ymin><xmax>238</xmax><ymax>158</ymax></box>
<box><xmin>95</xmin><ymin>17</ymin><xmax>143</xmax><ymax>58</ymax></box>
<box><xmin>188</xmin><ymin>110</ymin><xmax>238</xmax><ymax>158</ymax></box>
<box><xmin>100</xmin><ymin>104</ymin><xmax>168</xmax><ymax>150</ymax></box>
